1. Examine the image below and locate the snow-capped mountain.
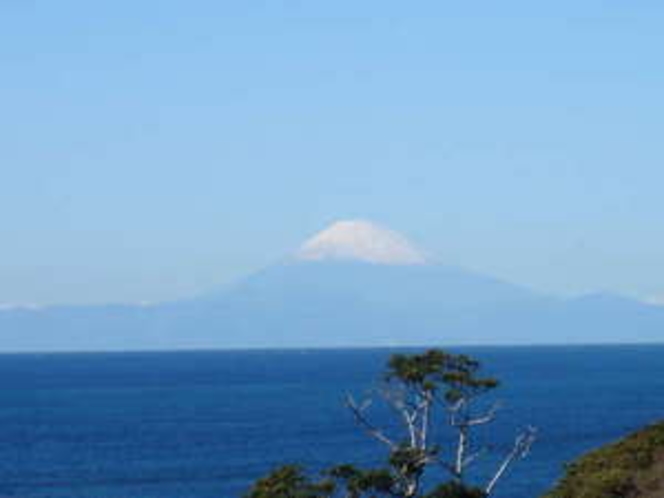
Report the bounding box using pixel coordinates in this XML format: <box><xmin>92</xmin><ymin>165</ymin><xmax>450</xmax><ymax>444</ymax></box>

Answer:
<box><xmin>0</xmin><ymin>220</ymin><xmax>663</xmax><ymax>351</ymax></box>
<box><xmin>295</xmin><ymin>219</ymin><xmax>428</xmax><ymax>265</ymax></box>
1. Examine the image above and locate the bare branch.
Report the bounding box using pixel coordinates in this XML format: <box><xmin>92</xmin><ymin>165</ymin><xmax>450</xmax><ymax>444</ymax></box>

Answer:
<box><xmin>468</xmin><ymin>401</ymin><xmax>502</xmax><ymax>426</ymax></box>
<box><xmin>419</xmin><ymin>393</ymin><xmax>432</xmax><ymax>450</ymax></box>
<box><xmin>455</xmin><ymin>425</ymin><xmax>468</xmax><ymax>478</ymax></box>
<box><xmin>448</xmin><ymin>399</ymin><xmax>466</xmax><ymax>427</ymax></box>
<box><xmin>462</xmin><ymin>447</ymin><xmax>488</xmax><ymax>468</ymax></box>
<box><xmin>485</xmin><ymin>426</ymin><xmax>537</xmax><ymax>496</ymax></box>
<box><xmin>430</xmin><ymin>454</ymin><xmax>460</xmax><ymax>478</ymax></box>
<box><xmin>345</xmin><ymin>394</ymin><xmax>398</xmax><ymax>450</ymax></box>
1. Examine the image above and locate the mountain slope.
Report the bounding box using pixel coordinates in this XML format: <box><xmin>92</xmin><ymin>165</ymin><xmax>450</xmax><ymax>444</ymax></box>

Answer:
<box><xmin>1</xmin><ymin>220</ymin><xmax>663</xmax><ymax>351</ymax></box>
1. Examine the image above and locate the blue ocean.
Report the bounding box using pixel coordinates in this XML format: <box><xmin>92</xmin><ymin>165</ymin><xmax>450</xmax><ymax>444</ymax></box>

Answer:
<box><xmin>1</xmin><ymin>345</ymin><xmax>663</xmax><ymax>498</ymax></box>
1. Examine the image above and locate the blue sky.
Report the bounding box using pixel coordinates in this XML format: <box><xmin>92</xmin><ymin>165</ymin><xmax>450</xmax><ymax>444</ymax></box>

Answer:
<box><xmin>2</xmin><ymin>1</ymin><xmax>663</xmax><ymax>305</ymax></box>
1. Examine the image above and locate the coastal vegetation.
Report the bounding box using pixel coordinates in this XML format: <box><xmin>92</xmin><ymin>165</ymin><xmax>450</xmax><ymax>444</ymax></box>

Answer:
<box><xmin>245</xmin><ymin>349</ymin><xmax>535</xmax><ymax>498</ymax></box>
<box><xmin>543</xmin><ymin>420</ymin><xmax>664</xmax><ymax>498</ymax></box>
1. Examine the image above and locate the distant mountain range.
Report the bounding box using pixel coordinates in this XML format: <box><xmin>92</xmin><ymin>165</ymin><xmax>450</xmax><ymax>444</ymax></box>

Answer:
<box><xmin>1</xmin><ymin>220</ymin><xmax>662</xmax><ymax>351</ymax></box>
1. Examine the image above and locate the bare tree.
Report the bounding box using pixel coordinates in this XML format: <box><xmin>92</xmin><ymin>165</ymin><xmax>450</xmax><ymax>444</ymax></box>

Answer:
<box><xmin>346</xmin><ymin>350</ymin><xmax>536</xmax><ymax>497</ymax></box>
<box><xmin>245</xmin><ymin>349</ymin><xmax>535</xmax><ymax>498</ymax></box>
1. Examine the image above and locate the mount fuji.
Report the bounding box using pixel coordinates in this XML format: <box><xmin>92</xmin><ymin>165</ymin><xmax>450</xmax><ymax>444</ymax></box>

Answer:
<box><xmin>1</xmin><ymin>220</ymin><xmax>663</xmax><ymax>351</ymax></box>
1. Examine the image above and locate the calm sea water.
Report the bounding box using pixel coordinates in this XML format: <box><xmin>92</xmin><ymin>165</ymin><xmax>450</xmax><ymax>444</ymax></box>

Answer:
<box><xmin>0</xmin><ymin>346</ymin><xmax>663</xmax><ymax>498</ymax></box>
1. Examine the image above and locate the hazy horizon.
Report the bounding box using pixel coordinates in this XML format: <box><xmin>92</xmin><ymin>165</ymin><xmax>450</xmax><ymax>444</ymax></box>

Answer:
<box><xmin>2</xmin><ymin>218</ymin><xmax>661</xmax><ymax>309</ymax></box>
<box><xmin>3</xmin><ymin>2</ymin><xmax>664</xmax><ymax>306</ymax></box>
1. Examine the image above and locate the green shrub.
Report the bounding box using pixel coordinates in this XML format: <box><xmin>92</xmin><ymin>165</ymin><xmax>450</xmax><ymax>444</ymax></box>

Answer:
<box><xmin>543</xmin><ymin>421</ymin><xmax>664</xmax><ymax>498</ymax></box>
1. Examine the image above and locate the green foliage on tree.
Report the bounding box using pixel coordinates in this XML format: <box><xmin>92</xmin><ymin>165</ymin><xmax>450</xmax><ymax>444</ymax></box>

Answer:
<box><xmin>244</xmin><ymin>465</ymin><xmax>334</xmax><ymax>498</ymax></box>
<box><xmin>245</xmin><ymin>349</ymin><xmax>535</xmax><ymax>498</ymax></box>
<box><xmin>425</xmin><ymin>482</ymin><xmax>487</xmax><ymax>498</ymax></box>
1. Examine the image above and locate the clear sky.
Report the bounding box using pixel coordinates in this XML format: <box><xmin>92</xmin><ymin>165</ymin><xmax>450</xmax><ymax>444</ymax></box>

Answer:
<box><xmin>2</xmin><ymin>1</ymin><xmax>663</xmax><ymax>305</ymax></box>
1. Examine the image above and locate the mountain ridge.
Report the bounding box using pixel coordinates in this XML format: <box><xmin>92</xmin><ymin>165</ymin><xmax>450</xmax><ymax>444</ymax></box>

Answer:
<box><xmin>1</xmin><ymin>220</ymin><xmax>662</xmax><ymax>351</ymax></box>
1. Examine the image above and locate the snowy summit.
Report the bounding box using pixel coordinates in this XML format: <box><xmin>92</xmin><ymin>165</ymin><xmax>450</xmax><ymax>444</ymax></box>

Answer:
<box><xmin>296</xmin><ymin>220</ymin><xmax>427</xmax><ymax>265</ymax></box>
